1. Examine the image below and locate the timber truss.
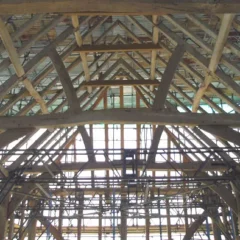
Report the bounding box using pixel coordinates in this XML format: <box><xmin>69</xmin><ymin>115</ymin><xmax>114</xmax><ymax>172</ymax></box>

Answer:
<box><xmin>1</xmin><ymin>1</ymin><xmax>240</xmax><ymax>239</ymax></box>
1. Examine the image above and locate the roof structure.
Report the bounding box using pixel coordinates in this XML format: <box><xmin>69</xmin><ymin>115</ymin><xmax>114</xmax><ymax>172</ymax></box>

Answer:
<box><xmin>0</xmin><ymin>1</ymin><xmax>240</xmax><ymax>239</ymax></box>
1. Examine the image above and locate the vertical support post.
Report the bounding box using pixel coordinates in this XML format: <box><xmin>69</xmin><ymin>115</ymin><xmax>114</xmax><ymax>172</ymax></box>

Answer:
<box><xmin>90</xmin><ymin>124</ymin><xmax>95</xmax><ymax>188</ymax></box>
<box><xmin>120</xmin><ymin>86</ymin><xmax>124</xmax><ymax>159</ymax></box>
<box><xmin>120</xmin><ymin>85</ymin><xmax>126</xmax><ymax>240</ymax></box>
<box><xmin>183</xmin><ymin>156</ymin><xmax>189</xmax><ymax>231</ymax></box>
<box><xmin>99</xmin><ymin>194</ymin><xmax>103</xmax><ymax>240</ymax></box>
<box><xmin>104</xmin><ymin>92</ymin><xmax>110</xmax><ymax>204</ymax></box>
<box><xmin>145</xmin><ymin>208</ymin><xmax>150</xmax><ymax>240</ymax></box>
<box><xmin>113</xmin><ymin>189</ymin><xmax>116</xmax><ymax>240</ymax></box>
<box><xmin>166</xmin><ymin>137</ymin><xmax>172</xmax><ymax>240</ymax></box>
<box><xmin>77</xmin><ymin>192</ymin><xmax>83</xmax><ymax>240</ymax></box>
<box><xmin>120</xmin><ymin>197</ymin><xmax>127</xmax><ymax>240</ymax></box>
<box><xmin>136</xmin><ymin>91</ymin><xmax>141</xmax><ymax>177</ymax></box>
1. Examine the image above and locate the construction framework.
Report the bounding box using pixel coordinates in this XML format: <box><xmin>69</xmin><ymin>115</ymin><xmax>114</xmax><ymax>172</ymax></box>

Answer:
<box><xmin>0</xmin><ymin>1</ymin><xmax>240</xmax><ymax>239</ymax></box>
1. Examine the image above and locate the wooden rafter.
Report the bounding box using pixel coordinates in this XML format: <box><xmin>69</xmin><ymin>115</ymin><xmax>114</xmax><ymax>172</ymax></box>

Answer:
<box><xmin>192</xmin><ymin>14</ymin><xmax>235</xmax><ymax>112</ymax></box>
<box><xmin>0</xmin><ymin>10</ymin><xmax>240</xmax><ymax>239</ymax></box>
<box><xmin>150</xmin><ymin>15</ymin><xmax>159</xmax><ymax>84</ymax></box>
<box><xmin>0</xmin><ymin>18</ymin><xmax>48</xmax><ymax>114</ymax></box>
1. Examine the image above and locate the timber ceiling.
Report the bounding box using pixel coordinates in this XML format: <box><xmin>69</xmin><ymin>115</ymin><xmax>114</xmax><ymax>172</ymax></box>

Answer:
<box><xmin>1</xmin><ymin>1</ymin><xmax>240</xmax><ymax>238</ymax></box>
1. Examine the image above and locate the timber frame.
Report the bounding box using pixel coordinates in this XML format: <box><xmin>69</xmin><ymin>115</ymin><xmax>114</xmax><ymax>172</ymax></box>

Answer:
<box><xmin>0</xmin><ymin>2</ymin><xmax>240</xmax><ymax>239</ymax></box>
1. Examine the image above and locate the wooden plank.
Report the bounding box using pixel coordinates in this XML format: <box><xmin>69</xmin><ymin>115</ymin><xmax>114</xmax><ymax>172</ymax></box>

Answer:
<box><xmin>1</xmin><ymin>1</ymin><xmax>240</xmax><ymax>15</ymax></box>
<box><xmin>0</xmin><ymin>110</ymin><xmax>240</xmax><ymax>129</ymax></box>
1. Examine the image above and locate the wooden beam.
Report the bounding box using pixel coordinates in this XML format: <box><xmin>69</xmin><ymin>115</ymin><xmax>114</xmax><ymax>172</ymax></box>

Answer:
<box><xmin>48</xmin><ymin>48</ymin><xmax>79</xmax><ymax>109</ymax></box>
<box><xmin>1</xmin><ymin>1</ymin><xmax>240</xmax><ymax>15</ymax></box>
<box><xmin>150</xmin><ymin>15</ymin><xmax>159</xmax><ymax>85</ymax></box>
<box><xmin>134</xmin><ymin>87</ymin><xmax>152</xmax><ymax>108</ymax></box>
<box><xmin>147</xmin><ymin>44</ymin><xmax>185</xmax><ymax>164</ymax></box>
<box><xmin>48</xmin><ymin>48</ymin><xmax>95</xmax><ymax>162</ymax></box>
<box><xmin>192</xmin><ymin>14</ymin><xmax>235</xmax><ymax>112</ymax></box>
<box><xmin>72</xmin><ymin>15</ymin><xmax>91</xmax><ymax>92</ymax></box>
<box><xmin>186</xmin><ymin>14</ymin><xmax>240</xmax><ymax>57</ymax></box>
<box><xmin>89</xmin><ymin>87</ymin><xmax>109</xmax><ymax>110</ymax></box>
<box><xmin>1</xmin><ymin>110</ymin><xmax>240</xmax><ymax>129</ymax></box>
<box><xmin>0</xmin><ymin>14</ymin><xmax>44</xmax><ymax>54</ymax></box>
<box><xmin>143</xmin><ymin>16</ymin><xmax>240</xmax><ymax>98</ymax></box>
<box><xmin>153</xmin><ymin>44</ymin><xmax>185</xmax><ymax>110</ymax></box>
<box><xmin>200</xmin><ymin>125</ymin><xmax>240</xmax><ymax>147</ymax></box>
<box><xmin>74</xmin><ymin>43</ymin><xmax>163</xmax><ymax>53</ymax></box>
<box><xmin>0</xmin><ymin>26</ymin><xmax>73</xmax><ymax>101</ymax></box>
<box><xmin>183</xmin><ymin>211</ymin><xmax>207</xmax><ymax>240</ymax></box>
<box><xmin>0</xmin><ymin>15</ymin><xmax>64</xmax><ymax>72</ymax></box>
